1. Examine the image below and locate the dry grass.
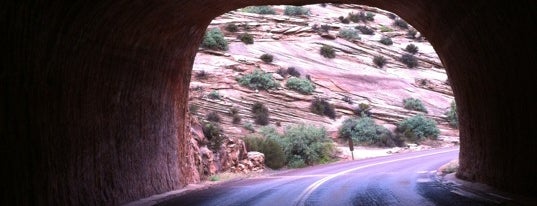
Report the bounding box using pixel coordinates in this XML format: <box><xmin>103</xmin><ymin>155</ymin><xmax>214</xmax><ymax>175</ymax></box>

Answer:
<box><xmin>438</xmin><ymin>159</ymin><xmax>459</xmax><ymax>175</ymax></box>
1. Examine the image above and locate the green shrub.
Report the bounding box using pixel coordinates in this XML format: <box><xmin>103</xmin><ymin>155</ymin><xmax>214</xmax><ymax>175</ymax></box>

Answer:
<box><xmin>397</xmin><ymin>114</ymin><xmax>440</xmax><ymax>141</ymax></box>
<box><xmin>338</xmin><ymin>117</ymin><xmax>402</xmax><ymax>147</ymax></box>
<box><xmin>284</xmin><ymin>6</ymin><xmax>310</xmax><ymax>16</ymax></box>
<box><xmin>445</xmin><ymin>101</ymin><xmax>458</xmax><ymax>128</ymax></box>
<box><xmin>287</xmin><ymin>67</ymin><xmax>301</xmax><ymax>77</ymax></box>
<box><xmin>225</xmin><ymin>23</ymin><xmax>238</xmax><ymax>32</ymax></box>
<box><xmin>338</xmin><ymin>28</ymin><xmax>360</xmax><ymax>41</ymax></box>
<box><xmin>403</xmin><ymin>97</ymin><xmax>428</xmax><ymax>113</ymax></box>
<box><xmin>244</xmin><ymin>134</ymin><xmax>286</xmax><ymax>169</ymax></box>
<box><xmin>400</xmin><ymin>54</ymin><xmax>418</xmax><ymax>68</ymax></box>
<box><xmin>310</xmin><ymin>97</ymin><xmax>336</xmax><ymax>119</ymax></box>
<box><xmin>365</xmin><ymin>12</ymin><xmax>375</xmax><ymax>21</ymax></box>
<box><xmin>238</xmin><ymin>33</ymin><xmax>254</xmax><ymax>44</ymax></box>
<box><xmin>373</xmin><ymin>55</ymin><xmax>387</xmax><ymax>68</ymax></box>
<box><xmin>355</xmin><ymin>26</ymin><xmax>374</xmax><ymax>35</ymax></box>
<box><xmin>380</xmin><ymin>25</ymin><xmax>393</xmax><ymax>32</ymax></box>
<box><xmin>202</xmin><ymin>121</ymin><xmax>224</xmax><ymax>151</ymax></box>
<box><xmin>237</xmin><ymin>69</ymin><xmax>279</xmax><ymax>90</ymax></box>
<box><xmin>206</xmin><ymin>111</ymin><xmax>221</xmax><ymax>122</ymax></box>
<box><xmin>208</xmin><ymin>90</ymin><xmax>220</xmax><ymax>100</ymax></box>
<box><xmin>405</xmin><ymin>44</ymin><xmax>419</xmax><ymax>54</ymax></box>
<box><xmin>201</xmin><ymin>28</ymin><xmax>228</xmax><ymax>51</ymax></box>
<box><xmin>379</xmin><ymin>36</ymin><xmax>393</xmax><ymax>45</ymax></box>
<box><xmin>241</xmin><ymin>6</ymin><xmax>276</xmax><ymax>14</ymax></box>
<box><xmin>280</xmin><ymin>124</ymin><xmax>335</xmax><ymax>167</ymax></box>
<box><xmin>387</xmin><ymin>13</ymin><xmax>397</xmax><ymax>19</ymax></box>
<box><xmin>260</xmin><ymin>53</ymin><xmax>273</xmax><ymax>63</ymax></box>
<box><xmin>320</xmin><ymin>45</ymin><xmax>336</xmax><ymax>59</ymax></box>
<box><xmin>394</xmin><ymin>18</ymin><xmax>408</xmax><ymax>29</ymax></box>
<box><xmin>286</xmin><ymin>77</ymin><xmax>316</xmax><ymax>94</ymax></box>
<box><xmin>252</xmin><ymin>102</ymin><xmax>270</xmax><ymax>125</ymax></box>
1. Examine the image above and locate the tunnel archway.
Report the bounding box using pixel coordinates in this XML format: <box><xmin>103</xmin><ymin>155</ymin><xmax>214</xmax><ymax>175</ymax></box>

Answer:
<box><xmin>2</xmin><ymin>0</ymin><xmax>535</xmax><ymax>205</ymax></box>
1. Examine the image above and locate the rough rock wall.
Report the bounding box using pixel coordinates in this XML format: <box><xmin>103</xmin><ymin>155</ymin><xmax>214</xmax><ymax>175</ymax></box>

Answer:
<box><xmin>2</xmin><ymin>0</ymin><xmax>535</xmax><ymax>205</ymax></box>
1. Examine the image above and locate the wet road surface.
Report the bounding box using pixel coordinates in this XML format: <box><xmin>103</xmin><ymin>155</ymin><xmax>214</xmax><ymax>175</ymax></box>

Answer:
<box><xmin>158</xmin><ymin>147</ymin><xmax>510</xmax><ymax>206</ymax></box>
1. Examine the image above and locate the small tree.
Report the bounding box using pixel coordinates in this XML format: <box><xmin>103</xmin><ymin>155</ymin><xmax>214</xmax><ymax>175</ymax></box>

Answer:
<box><xmin>355</xmin><ymin>26</ymin><xmax>374</xmax><ymax>35</ymax></box>
<box><xmin>394</xmin><ymin>18</ymin><xmax>408</xmax><ymax>29</ymax></box>
<box><xmin>287</xmin><ymin>67</ymin><xmax>301</xmax><ymax>77</ymax></box>
<box><xmin>206</xmin><ymin>111</ymin><xmax>221</xmax><ymax>122</ymax></box>
<box><xmin>225</xmin><ymin>23</ymin><xmax>238</xmax><ymax>32</ymax></box>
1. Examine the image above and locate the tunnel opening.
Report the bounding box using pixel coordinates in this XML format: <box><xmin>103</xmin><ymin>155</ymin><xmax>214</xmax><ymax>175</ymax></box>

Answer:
<box><xmin>185</xmin><ymin>2</ymin><xmax>459</xmax><ymax>187</ymax></box>
<box><xmin>3</xmin><ymin>1</ymin><xmax>536</xmax><ymax>205</ymax></box>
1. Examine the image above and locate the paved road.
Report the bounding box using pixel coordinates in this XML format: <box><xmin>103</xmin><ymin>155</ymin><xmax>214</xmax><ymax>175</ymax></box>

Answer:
<box><xmin>158</xmin><ymin>147</ymin><xmax>507</xmax><ymax>206</ymax></box>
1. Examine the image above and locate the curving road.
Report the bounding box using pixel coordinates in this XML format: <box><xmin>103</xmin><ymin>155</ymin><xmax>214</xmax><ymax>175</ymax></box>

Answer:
<box><xmin>157</xmin><ymin>147</ymin><xmax>504</xmax><ymax>206</ymax></box>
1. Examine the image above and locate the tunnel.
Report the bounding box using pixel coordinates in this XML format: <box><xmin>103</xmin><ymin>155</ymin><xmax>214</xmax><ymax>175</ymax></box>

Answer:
<box><xmin>2</xmin><ymin>0</ymin><xmax>536</xmax><ymax>205</ymax></box>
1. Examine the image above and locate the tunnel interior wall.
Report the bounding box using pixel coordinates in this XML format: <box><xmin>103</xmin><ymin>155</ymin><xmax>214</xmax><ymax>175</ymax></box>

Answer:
<box><xmin>2</xmin><ymin>0</ymin><xmax>535</xmax><ymax>205</ymax></box>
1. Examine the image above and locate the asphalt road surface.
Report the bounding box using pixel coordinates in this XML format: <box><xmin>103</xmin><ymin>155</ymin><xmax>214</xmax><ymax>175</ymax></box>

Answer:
<box><xmin>157</xmin><ymin>147</ymin><xmax>509</xmax><ymax>206</ymax></box>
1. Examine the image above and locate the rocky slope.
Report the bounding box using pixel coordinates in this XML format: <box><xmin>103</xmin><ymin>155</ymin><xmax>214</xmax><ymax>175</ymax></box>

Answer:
<box><xmin>188</xmin><ymin>4</ymin><xmax>458</xmax><ymax>179</ymax></box>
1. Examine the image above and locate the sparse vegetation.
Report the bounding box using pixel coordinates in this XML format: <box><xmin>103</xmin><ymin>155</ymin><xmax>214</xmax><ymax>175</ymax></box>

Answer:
<box><xmin>260</xmin><ymin>53</ymin><xmax>274</xmax><ymax>63</ymax></box>
<box><xmin>397</xmin><ymin>114</ymin><xmax>440</xmax><ymax>142</ymax></box>
<box><xmin>238</xmin><ymin>33</ymin><xmax>254</xmax><ymax>44</ymax></box>
<box><xmin>229</xmin><ymin>107</ymin><xmax>241</xmax><ymax>124</ymax></box>
<box><xmin>310</xmin><ymin>97</ymin><xmax>336</xmax><ymax>119</ymax></box>
<box><xmin>403</xmin><ymin>97</ymin><xmax>428</xmax><ymax>113</ymax></box>
<box><xmin>400</xmin><ymin>54</ymin><xmax>418</xmax><ymax>68</ymax></box>
<box><xmin>241</xmin><ymin>6</ymin><xmax>276</xmax><ymax>14</ymax></box>
<box><xmin>224</xmin><ymin>23</ymin><xmax>238</xmax><ymax>32</ymax></box>
<box><xmin>339</xmin><ymin>117</ymin><xmax>402</xmax><ymax>147</ymax></box>
<box><xmin>251</xmin><ymin>102</ymin><xmax>270</xmax><ymax>125</ymax></box>
<box><xmin>379</xmin><ymin>36</ymin><xmax>393</xmax><ymax>45</ymax></box>
<box><xmin>445</xmin><ymin>101</ymin><xmax>458</xmax><ymax>128</ymax></box>
<box><xmin>342</xmin><ymin>96</ymin><xmax>353</xmax><ymax>104</ymax></box>
<box><xmin>355</xmin><ymin>25</ymin><xmax>374</xmax><ymax>35</ymax></box>
<box><xmin>338</xmin><ymin>28</ymin><xmax>360</xmax><ymax>41</ymax></box>
<box><xmin>201</xmin><ymin>28</ymin><xmax>228</xmax><ymax>51</ymax></box>
<box><xmin>320</xmin><ymin>45</ymin><xmax>336</xmax><ymax>59</ymax></box>
<box><xmin>373</xmin><ymin>55</ymin><xmax>387</xmax><ymax>68</ymax></box>
<box><xmin>284</xmin><ymin>6</ymin><xmax>309</xmax><ymax>16</ymax></box>
<box><xmin>208</xmin><ymin>90</ymin><xmax>220</xmax><ymax>100</ymax></box>
<box><xmin>387</xmin><ymin>13</ymin><xmax>397</xmax><ymax>19</ymax></box>
<box><xmin>394</xmin><ymin>18</ymin><xmax>409</xmax><ymax>29</ymax></box>
<box><xmin>237</xmin><ymin>69</ymin><xmax>279</xmax><ymax>90</ymax></box>
<box><xmin>348</xmin><ymin>11</ymin><xmax>374</xmax><ymax>23</ymax></box>
<box><xmin>405</xmin><ymin>44</ymin><xmax>419</xmax><ymax>54</ymax></box>
<box><xmin>285</xmin><ymin>77</ymin><xmax>316</xmax><ymax>95</ymax></box>
<box><xmin>276</xmin><ymin>68</ymin><xmax>288</xmax><ymax>77</ymax></box>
